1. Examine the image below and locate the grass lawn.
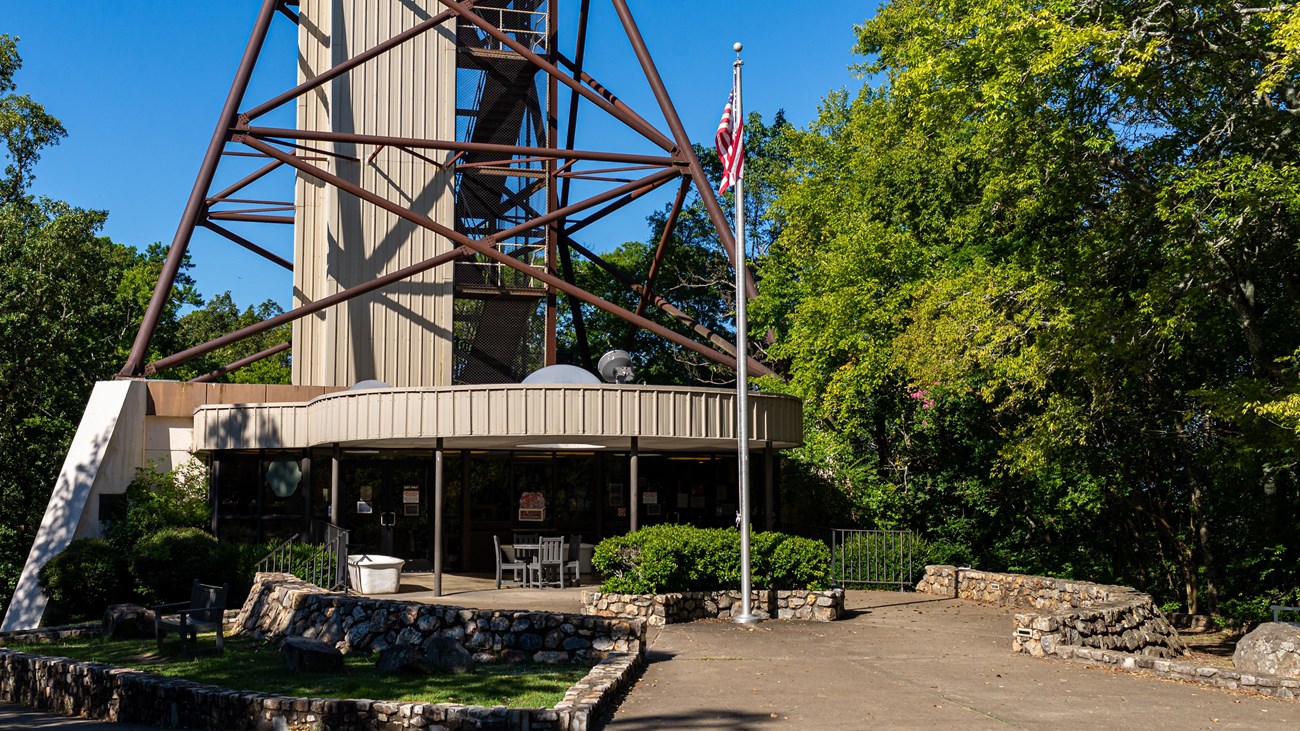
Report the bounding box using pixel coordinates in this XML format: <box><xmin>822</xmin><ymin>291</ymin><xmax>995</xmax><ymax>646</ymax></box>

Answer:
<box><xmin>6</xmin><ymin>635</ymin><xmax>586</xmax><ymax>708</ymax></box>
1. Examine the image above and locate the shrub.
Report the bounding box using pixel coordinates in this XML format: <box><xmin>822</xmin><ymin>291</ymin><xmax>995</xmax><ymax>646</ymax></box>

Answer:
<box><xmin>594</xmin><ymin>525</ymin><xmax>830</xmax><ymax>594</ymax></box>
<box><xmin>129</xmin><ymin>527</ymin><xmax>221</xmax><ymax>603</ymax></box>
<box><xmin>104</xmin><ymin>459</ymin><xmax>211</xmax><ymax>555</ymax></box>
<box><xmin>758</xmin><ymin>532</ymin><xmax>831</xmax><ymax>591</ymax></box>
<box><xmin>38</xmin><ymin>538</ymin><xmax>131</xmax><ymax>613</ymax></box>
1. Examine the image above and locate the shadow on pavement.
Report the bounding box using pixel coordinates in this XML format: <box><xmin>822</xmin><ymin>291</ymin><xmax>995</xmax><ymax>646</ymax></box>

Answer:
<box><xmin>597</xmin><ymin>710</ymin><xmax>780</xmax><ymax>730</ymax></box>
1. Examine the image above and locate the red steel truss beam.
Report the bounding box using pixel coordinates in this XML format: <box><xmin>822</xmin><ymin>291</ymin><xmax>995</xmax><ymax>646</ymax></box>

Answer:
<box><xmin>635</xmin><ymin>176</ymin><xmax>690</xmax><ymax>319</ymax></box>
<box><xmin>610</xmin><ymin>0</ymin><xmax>758</xmax><ymax>302</ymax></box>
<box><xmin>199</xmin><ymin>221</ymin><xmax>293</xmax><ymax>270</ymax></box>
<box><xmin>119</xmin><ymin>0</ymin><xmax>280</xmax><ymax>377</ymax></box>
<box><xmin>242</xmin><ymin>4</ymin><xmax>469</xmax><ymax>122</ymax></box>
<box><xmin>190</xmin><ymin>341</ymin><xmax>292</xmax><ymax>383</ymax></box>
<box><xmin>238</xmin><ymin>136</ymin><xmax>746</xmax><ymax>374</ymax></box>
<box><xmin>241</xmin><ymin>126</ymin><xmax>676</xmax><ymax>167</ymax></box>
<box><xmin>208</xmin><ymin>158</ymin><xmax>284</xmax><ymax>202</ymax></box>
<box><xmin>146</xmin><ymin>246</ymin><xmax>473</xmax><ymax>376</ymax></box>
<box><xmin>436</xmin><ymin>0</ymin><xmax>675</xmax><ymax>153</ymax></box>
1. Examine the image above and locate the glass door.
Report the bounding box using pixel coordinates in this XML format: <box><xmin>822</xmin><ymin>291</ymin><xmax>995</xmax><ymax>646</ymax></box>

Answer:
<box><xmin>342</xmin><ymin>460</ymin><xmax>430</xmax><ymax>564</ymax></box>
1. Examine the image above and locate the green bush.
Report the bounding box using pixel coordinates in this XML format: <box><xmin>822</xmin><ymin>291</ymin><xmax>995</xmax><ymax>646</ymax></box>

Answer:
<box><xmin>1218</xmin><ymin>587</ymin><xmax>1300</xmax><ymax>626</ymax></box>
<box><xmin>129</xmin><ymin>527</ymin><xmax>221</xmax><ymax>603</ymax></box>
<box><xmin>104</xmin><ymin>460</ymin><xmax>211</xmax><ymax>556</ymax></box>
<box><xmin>38</xmin><ymin>538</ymin><xmax>131</xmax><ymax>613</ymax></box>
<box><xmin>593</xmin><ymin>525</ymin><xmax>830</xmax><ymax>594</ymax></box>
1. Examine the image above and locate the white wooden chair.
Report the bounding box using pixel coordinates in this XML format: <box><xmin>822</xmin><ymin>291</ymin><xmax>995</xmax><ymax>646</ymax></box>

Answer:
<box><xmin>529</xmin><ymin>536</ymin><xmax>566</xmax><ymax>588</ymax></box>
<box><xmin>494</xmin><ymin>535</ymin><xmax>527</xmax><ymax>589</ymax></box>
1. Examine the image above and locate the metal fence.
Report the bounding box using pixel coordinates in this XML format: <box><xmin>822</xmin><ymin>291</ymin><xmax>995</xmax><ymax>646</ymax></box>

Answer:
<box><xmin>830</xmin><ymin>529</ymin><xmax>916</xmax><ymax>591</ymax></box>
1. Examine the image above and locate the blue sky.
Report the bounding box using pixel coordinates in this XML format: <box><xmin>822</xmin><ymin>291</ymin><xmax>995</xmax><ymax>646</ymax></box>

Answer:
<box><xmin>6</xmin><ymin>2</ymin><xmax>875</xmax><ymax>309</ymax></box>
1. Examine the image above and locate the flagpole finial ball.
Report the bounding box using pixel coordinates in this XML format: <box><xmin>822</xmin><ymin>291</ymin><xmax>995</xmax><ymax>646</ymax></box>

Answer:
<box><xmin>733</xmin><ymin>42</ymin><xmax>743</xmax><ymax>53</ymax></box>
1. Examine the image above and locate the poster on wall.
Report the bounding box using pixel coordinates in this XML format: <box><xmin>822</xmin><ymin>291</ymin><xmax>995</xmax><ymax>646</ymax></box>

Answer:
<box><xmin>518</xmin><ymin>491</ymin><xmax>546</xmax><ymax>521</ymax></box>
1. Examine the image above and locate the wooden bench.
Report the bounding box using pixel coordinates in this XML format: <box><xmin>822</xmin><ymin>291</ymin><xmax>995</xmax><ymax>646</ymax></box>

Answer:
<box><xmin>153</xmin><ymin>580</ymin><xmax>228</xmax><ymax>655</ymax></box>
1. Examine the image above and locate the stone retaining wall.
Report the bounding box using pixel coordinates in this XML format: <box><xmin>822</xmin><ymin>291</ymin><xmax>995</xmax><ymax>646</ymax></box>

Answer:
<box><xmin>0</xmin><ymin>646</ymin><xmax>640</xmax><ymax>730</ymax></box>
<box><xmin>916</xmin><ymin>565</ymin><xmax>1185</xmax><ymax>658</ymax></box>
<box><xmin>1048</xmin><ymin>643</ymin><xmax>1300</xmax><ymax>701</ymax></box>
<box><xmin>581</xmin><ymin>588</ymin><xmax>844</xmax><ymax>625</ymax></box>
<box><xmin>0</xmin><ymin>572</ymin><xmax>648</xmax><ymax>730</ymax></box>
<box><xmin>238</xmin><ymin>573</ymin><xmax>644</xmax><ymax>663</ymax></box>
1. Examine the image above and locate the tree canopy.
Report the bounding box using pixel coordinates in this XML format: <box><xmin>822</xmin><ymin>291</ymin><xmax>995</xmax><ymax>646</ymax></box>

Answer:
<box><xmin>755</xmin><ymin>1</ymin><xmax>1300</xmax><ymax>616</ymax></box>
<box><xmin>0</xmin><ymin>35</ymin><xmax>288</xmax><ymax>616</ymax></box>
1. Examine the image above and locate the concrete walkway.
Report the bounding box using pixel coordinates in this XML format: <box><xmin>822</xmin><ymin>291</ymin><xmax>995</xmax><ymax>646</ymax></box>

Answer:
<box><xmin>605</xmin><ymin>591</ymin><xmax>1295</xmax><ymax>730</ymax></box>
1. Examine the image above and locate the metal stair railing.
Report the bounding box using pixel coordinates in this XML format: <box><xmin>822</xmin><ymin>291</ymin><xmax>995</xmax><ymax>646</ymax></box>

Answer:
<box><xmin>254</xmin><ymin>534</ymin><xmax>300</xmax><ymax>575</ymax></box>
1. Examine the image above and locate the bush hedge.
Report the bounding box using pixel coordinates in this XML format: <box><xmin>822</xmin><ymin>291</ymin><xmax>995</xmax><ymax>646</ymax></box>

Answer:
<box><xmin>38</xmin><ymin>538</ymin><xmax>131</xmax><ymax>610</ymax></box>
<box><xmin>593</xmin><ymin>525</ymin><xmax>830</xmax><ymax>594</ymax></box>
<box><xmin>130</xmin><ymin>527</ymin><xmax>222</xmax><ymax>604</ymax></box>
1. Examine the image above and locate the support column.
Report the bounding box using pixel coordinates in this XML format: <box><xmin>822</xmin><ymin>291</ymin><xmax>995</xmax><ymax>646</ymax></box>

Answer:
<box><xmin>434</xmin><ymin>439</ymin><xmax>444</xmax><ymax>597</ymax></box>
<box><xmin>629</xmin><ymin>438</ymin><xmax>639</xmax><ymax>532</ymax></box>
<box><xmin>461</xmin><ymin>455</ymin><xmax>471</xmax><ymax>571</ymax></box>
<box><xmin>210</xmin><ymin>453</ymin><xmax>222</xmax><ymax>538</ymax></box>
<box><xmin>301</xmin><ymin>451</ymin><xmax>313</xmax><ymax>537</ymax></box>
<box><xmin>330</xmin><ymin>444</ymin><xmax>341</xmax><ymax>525</ymax></box>
<box><xmin>764</xmin><ymin>441</ymin><xmax>774</xmax><ymax>531</ymax></box>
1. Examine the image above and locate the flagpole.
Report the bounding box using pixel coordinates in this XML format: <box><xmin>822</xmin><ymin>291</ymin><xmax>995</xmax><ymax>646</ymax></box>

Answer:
<box><xmin>731</xmin><ymin>41</ymin><xmax>759</xmax><ymax>625</ymax></box>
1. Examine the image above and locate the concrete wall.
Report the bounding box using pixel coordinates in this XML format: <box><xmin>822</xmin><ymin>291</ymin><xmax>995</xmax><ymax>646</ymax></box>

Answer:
<box><xmin>293</xmin><ymin>0</ymin><xmax>457</xmax><ymax>388</ymax></box>
<box><xmin>2</xmin><ymin>381</ymin><xmax>343</xmax><ymax>632</ymax></box>
<box><xmin>2</xmin><ymin>381</ymin><xmax>146</xmax><ymax>631</ymax></box>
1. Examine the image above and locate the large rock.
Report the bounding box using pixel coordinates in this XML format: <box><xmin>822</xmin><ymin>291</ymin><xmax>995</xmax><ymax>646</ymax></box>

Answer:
<box><xmin>1233</xmin><ymin>622</ymin><xmax>1300</xmax><ymax>679</ymax></box>
<box><xmin>102</xmin><ymin>604</ymin><xmax>155</xmax><ymax>639</ymax></box>
<box><xmin>376</xmin><ymin>644</ymin><xmax>431</xmax><ymax>675</ymax></box>
<box><xmin>280</xmin><ymin>636</ymin><xmax>344</xmax><ymax>673</ymax></box>
<box><xmin>425</xmin><ymin>636</ymin><xmax>474</xmax><ymax>674</ymax></box>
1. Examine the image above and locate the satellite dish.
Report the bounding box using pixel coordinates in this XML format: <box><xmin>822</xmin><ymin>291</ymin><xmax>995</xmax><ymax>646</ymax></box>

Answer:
<box><xmin>521</xmin><ymin>364</ymin><xmax>601</xmax><ymax>385</ymax></box>
<box><xmin>598</xmin><ymin>350</ymin><xmax>636</xmax><ymax>384</ymax></box>
<box><xmin>349</xmin><ymin>379</ymin><xmax>391</xmax><ymax>391</ymax></box>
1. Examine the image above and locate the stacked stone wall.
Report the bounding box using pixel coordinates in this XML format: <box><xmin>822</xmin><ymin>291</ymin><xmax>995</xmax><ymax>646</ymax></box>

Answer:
<box><xmin>581</xmin><ymin>588</ymin><xmax>844</xmax><ymax>625</ymax></box>
<box><xmin>0</xmin><ymin>647</ymin><xmax>639</xmax><ymax>730</ymax></box>
<box><xmin>237</xmin><ymin>573</ymin><xmax>644</xmax><ymax>664</ymax></box>
<box><xmin>0</xmin><ymin>573</ymin><xmax>647</xmax><ymax>730</ymax></box>
<box><xmin>916</xmin><ymin>565</ymin><xmax>1185</xmax><ymax>658</ymax></box>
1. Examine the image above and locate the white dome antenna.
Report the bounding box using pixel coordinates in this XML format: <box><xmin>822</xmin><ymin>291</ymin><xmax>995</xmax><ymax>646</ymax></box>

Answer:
<box><xmin>598</xmin><ymin>350</ymin><xmax>636</xmax><ymax>384</ymax></box>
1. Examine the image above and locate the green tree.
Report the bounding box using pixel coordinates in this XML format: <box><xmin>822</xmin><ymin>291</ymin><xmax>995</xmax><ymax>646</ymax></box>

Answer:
<box><xmin>0</xmin><ymin>36</ymin><xmax>285</xmax><ymax>616</ymax></box>
<box><xmin>757</xmin><ymin>1</ymin><xmax>1300</xmax><ymax>614</ymax></box>
<box><xmin>558</xmin><ymin>112</ymin><xmax>791</xmax><ymax>386</ymax></box>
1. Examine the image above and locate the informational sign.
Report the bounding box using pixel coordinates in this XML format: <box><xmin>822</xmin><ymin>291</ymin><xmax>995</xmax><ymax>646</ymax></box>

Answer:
<box><xmin>403</xmin><ymin>488</ymin><xmax>420</xmax><ymax>504</ymax></box>
<box><xmin>643</xmin><ymin>491</ymin><xmax>657</xmax><ymax>505</ymax></box>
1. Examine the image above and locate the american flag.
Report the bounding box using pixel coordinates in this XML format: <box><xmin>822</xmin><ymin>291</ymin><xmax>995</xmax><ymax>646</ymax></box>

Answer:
<box><xmin>715</xmin><ymin>90</ymin><xmax>744</xmax><ymax>195</ymax></box>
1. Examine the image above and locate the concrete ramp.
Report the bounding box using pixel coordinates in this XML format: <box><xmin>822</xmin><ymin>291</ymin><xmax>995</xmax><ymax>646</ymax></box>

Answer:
<box><xmin>1</xmin><ymin>380</ymin><xmax>146</xmax><ymax>631</ymax></box>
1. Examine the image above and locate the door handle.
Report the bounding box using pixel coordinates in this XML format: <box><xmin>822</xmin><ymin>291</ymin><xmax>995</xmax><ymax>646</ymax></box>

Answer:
<box><xmin>380</xmin><ymin>512</ymin><xmax>396</xmax><ymax>527</ymax></box>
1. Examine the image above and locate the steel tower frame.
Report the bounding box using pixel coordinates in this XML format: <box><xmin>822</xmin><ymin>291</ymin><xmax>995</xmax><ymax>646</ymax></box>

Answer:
<box><xmin>117</xmin><ymin>0</ymin><xmax>771</xmax><ymax>383</ymax></box>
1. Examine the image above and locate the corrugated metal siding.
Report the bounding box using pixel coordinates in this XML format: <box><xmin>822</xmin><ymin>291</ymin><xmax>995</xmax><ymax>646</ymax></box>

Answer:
<box><xmin>191</xmin><ymin>386</ymin><xmax>803</xmax><ymax>451</ymax></box>
<box><xmin>293</xmin><ymin>0</ymin><xmax>456</xmax><ymax>388</ymax></box>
